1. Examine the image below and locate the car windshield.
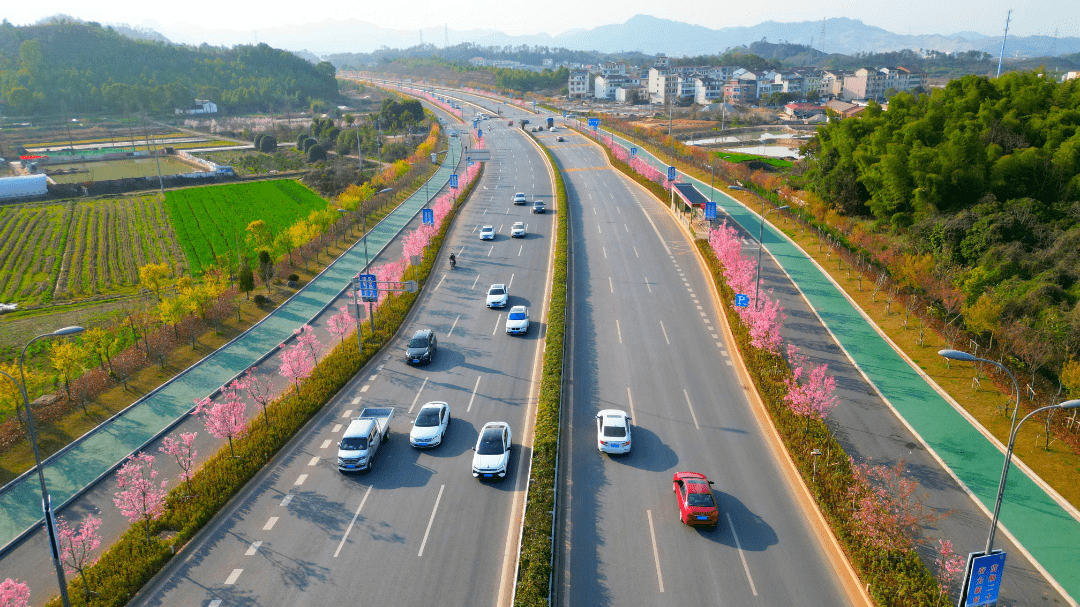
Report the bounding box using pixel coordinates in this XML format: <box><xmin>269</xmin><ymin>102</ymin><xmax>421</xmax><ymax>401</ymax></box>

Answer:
<box><xmin>415</xmin><ymin>409</ymin><xmax>440</xmax><ymax>427</ymax></box>
<box><xmin>482</xmin><ymin>227</ymin><xmax>493</xmax><ymax>233</ymax></box>
<box><xmin>687</xmin><ymin>493</ymin><xmax>715</xmax><ymax>508</ymax></box>
<box><xmin>509</xmin><ymin>311</ymin><xmax>527</xmax><ymax>320</ymax></box>
<box><xmin>408</xmin><ymin>336</ymin><xmax>428</xmax><ymax>348</ymax></box>
<box><xmin>488</xmin><ymin>286</ymin><xmax>505</xmax><ymax>295</ymax></box>
<box><xmin>477</xmin><ymin>430</ymin><xmax>505</xmax><ymax>455</ymax></box>
<box><xmin>340</xmin><ymin>436</ymin><xmax>368</xmax><ymax>450</ymax></box>
<box><xmin>602</xmin><ymin>423</ymin><xmax>626</xmax><ymax>437</ymax></box>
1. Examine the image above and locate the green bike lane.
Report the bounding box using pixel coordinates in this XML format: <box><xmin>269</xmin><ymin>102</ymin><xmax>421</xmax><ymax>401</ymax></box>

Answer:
<box><xmin>599</xmin><ymin>127</ymin><xmax>1080</xmax><ymax>601</ymax></box>
<box><xmin>0</xmin><ymin>140</ymin><xmax>463</xmax><ymax>552</ymax></box>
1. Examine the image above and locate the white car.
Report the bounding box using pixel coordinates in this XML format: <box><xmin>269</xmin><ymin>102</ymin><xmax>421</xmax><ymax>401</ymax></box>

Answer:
<box><xmin>472</xmin><ymin>422</ymin><xmax>512</xmax><ymax>479</ymax></box>
<box><xmin>410</xmin><ymin>401</ymin><xmax>450</xmax><ymax>448</ymax></box>
<box><xmin>486</xmin><ymin>284</ymin><xmax>509</xmax><ymax>308</ymax></box>
<box><xmin>480</xmin><ymin>225</ymin><xmax>495</xmax><ymax>240</ymax></box>
<box><xmin>510</xmin><ymin>222</ymin><xmax>526</xmax><ymax>238</ymax></box>
<box><xmin>513</xmin><ymin>192</ymin><xmax>527</xmax><ymax>205</ymax></box>
<box><xmin>505</xmin><ymin>306</ymin><xmax>530</xmax><ymax>335</ymax></box>
<box><xmin>596</xmin><ymin>409</ymin><xmax>632</xmax><ymax>454</ymax></box>
<box><xmin>549</xmin><ymin>126</ymin><xmax>557</xmax><ymax>132</ymax></box>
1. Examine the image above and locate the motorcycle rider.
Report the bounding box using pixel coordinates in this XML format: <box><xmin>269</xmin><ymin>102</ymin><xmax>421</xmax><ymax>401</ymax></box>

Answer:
<box><xmin>449</xmin><ymin>253</ymin><xmax>456</xmax><ymax>269</ymax></box>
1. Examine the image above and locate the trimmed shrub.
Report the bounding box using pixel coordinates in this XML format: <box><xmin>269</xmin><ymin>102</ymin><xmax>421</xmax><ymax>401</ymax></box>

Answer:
<box><xmin>306</xmin><ymin>143</ymin><xmax>327</xmax><ymax>163</ymax></box>
<box><xmin>259</xmin><ymin>135</ymin><xmax>278</xmax><ymax>153</ymax></box>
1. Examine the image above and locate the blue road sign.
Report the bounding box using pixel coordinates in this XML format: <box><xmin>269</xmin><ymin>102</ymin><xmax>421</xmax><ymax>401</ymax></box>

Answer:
<box><xmin>962</xmin><ymin>551</ymin><xmax>1006</xmax><ymax>607</ymax></box>
<box><xmin>478</xmin><ymin>129</ymin><xmax>482</xmax><ymax>138</ymax></box>
<box><xmin>468</xmin><ymin>160</ymin><xmax>474</xmax><ymax>167</ymax></box>
<box><xmin>735</xmin><ymin>294</ymin><xmax>750</xmax><ymax>307</ymax></box>
<box><xmin>473</xmin><ymin>120</ymin><xmax>478</xmax><ymax>129</ymax></box>
<box><xmin>667</xmin><ymin>166</ymin><xmax>677</xmax><ymax>181</ymax></box>
<box><xmin>357</xmin><ymin>274</ymin><xmax>378</xmax><ymax>302</ymax></box>
<box><xmin>422</xmin><ymin>208</ymin><xmax>434</xmax><ymax>225</ymax></box>
<box><xmin>705</xmin><ymin>201</ymin><xmax>717</xmax><ymax>220</ymax></box>
<box><xmin>630</xmin><ymin>147</ymin><xmax>637</xmax><ymax>158</ymax></box>
<box><xmin>450</xmin><ymin>174</ymin><xmax>459</xmax><ymax>189</ymax></box>
<box><xmin>588</xmin><ymin>118</ymin><xmax>600</xmax><ymax>130</ymax></box>
<box><xmin>562</xmin><ymin>110</ymin><xmax>567</xmax><ymax>117</ymax></box>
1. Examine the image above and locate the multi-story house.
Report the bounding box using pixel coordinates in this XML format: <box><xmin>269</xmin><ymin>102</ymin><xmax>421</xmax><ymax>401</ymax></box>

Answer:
<box><xmin>594</xmin><ymin>74</ymin><xmax>629</xmax><ymax>99</ymax></box>
<box><xmin>694</xmin><ymin>77</ymin><xmax>723</xmax><ymax>105</ymax></box>
<box><xmin>568</xmin><ymin>70</ymin><xmax>591</xmax><ymax>98</ymax></box>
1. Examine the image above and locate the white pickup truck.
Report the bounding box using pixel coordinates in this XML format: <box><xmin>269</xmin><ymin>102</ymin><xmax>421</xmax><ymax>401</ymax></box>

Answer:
<box><xmin>337</xmin><ymin>407</ymin><xmax>394</xmax><ymax>472</ymax></box>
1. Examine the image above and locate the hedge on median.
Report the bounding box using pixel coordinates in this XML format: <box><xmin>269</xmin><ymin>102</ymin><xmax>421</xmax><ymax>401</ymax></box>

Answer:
<box><xmin>46</xmin><ymin>168</ymin><xmax>483</xmax><ymax>607</ymax></box>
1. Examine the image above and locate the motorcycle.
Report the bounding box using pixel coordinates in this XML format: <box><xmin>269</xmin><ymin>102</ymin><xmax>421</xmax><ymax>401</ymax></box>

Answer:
<box><xmin>449</xmin><ymin>256</ymin><xmax>457</xmax><ymax>270</ymax></box>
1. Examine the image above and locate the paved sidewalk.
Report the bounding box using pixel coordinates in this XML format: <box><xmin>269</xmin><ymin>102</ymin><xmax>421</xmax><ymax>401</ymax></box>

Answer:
<box><xmin>0</xmin><ymin>140</ymin><xmax>464</xmax><ymax>552</ymax></box>
<box><xmin>601</xmin><ymin>128</ymin><xmax>1080</xmax><ymax>602</ymax></box>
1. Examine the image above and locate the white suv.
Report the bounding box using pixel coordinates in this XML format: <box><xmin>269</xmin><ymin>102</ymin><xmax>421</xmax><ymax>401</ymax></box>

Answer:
<box><xmin>513</xmin><ymin>192</ymin><xmax>527</xmax><ymax>205</ymax></box>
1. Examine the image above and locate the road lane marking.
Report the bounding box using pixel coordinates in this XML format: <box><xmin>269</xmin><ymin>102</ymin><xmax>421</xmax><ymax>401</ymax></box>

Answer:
<box><xmin>659</xmin><ymin>321</ymin><xmax>670</xmax><ymax>345</ymax></box>
<box><xmin>508</xmin><ymin>273</ymin><xmax>515</xmax><ymax>289</ymax></box>
<box><xmin>627</xmin><ymin>387</ymin><xmax>636</xmax><ymax>420</ymax></box>
<box><xmin>332</xmin><ymin>424</ymin><xmax>342</xmax><ymax>433</ymax></box>
<box><xmin>609</xmin><ymin>277</ymin><xmax>613</xmax><ymax>293</ymax></box>
<box><xmin>294</xmin><ymin>474</ymin><xmax>308</xmax><ymax>486</ymax></box>
<box><xmin>616</xmin><ymin>319</ymin><xmax>622</xmax><ymax>344</ymax></box>
<box><xmin>435</xmin><ymin>274</ymin><xmax>446</xmax><ymax>291</ymax></box>
<box><xmin>448</xmin><ymin>315</ymin><xmax>461</xmax><ymax>336</ymax></box>
<box><xmin>360</xmin><ymin>385</ymin><xmax>369</xmax><ymax>392</ymax></box>
<box><xmin>472</xmin><ymin>275</ymin><xmax>481</xmax><ymax>289</ymax></box>
<box><xmin>684</xmin><ymin>389</ymin><xmax>700</xmax><ymax>430</ymax></box>
<box><xmin>307</xmin><ymin>456</ymin><xmax>319</xmax><ymax>466</ymax></box>
<box><xmin>280</xmin><ymin>494</ymin><xmax>293</xmax><ymax>507</ymax></box>
<box><xmin>342</xmin><ymin>410</ymin><xmax>352</xmax><ymax>418</ymax></box>
<box><xmin>726</xmin><ymin>512</ymin><xmax>758</xmax><ymax>596</ymax></box>
<box><xmin>647</xmin><ymin>510</ymin><xmax>664</xmax><ymax>593</ymax></box>
<box><xmin>320</xmin><ymin>439</ymin><xmax>332</xmax><ymax>450</ymax></box>
<box><xmin>334</xmin><ymin>486</ymin><xmax>373</xmax><ymax>558</ymax></box>
<box><xmin>593</xmin><ymin>207</ymin><xmax>597</xmax><ymax>215</ymax></box>
<box><xmin>488</xmin><ymin>246</ymin><xmax>493</xmax><ymax>257</ymax></box>
<box><xmin>493</xmin><ymin>313</ymin><xmax>502</xmax><ymax>335</ymax></box>
<box><xmin>597</xmin><ymin>224</ymin><xmax>601</xmax><ymax>234</ymax></box>
<box><xmin>633</xmin><ymin>247</ymin><xmax>639</xmax><ymax>257</ymax></box>
<box><xmin>518</xmin><ymin>245</ymin><xmax>523</xmax><ymax>256</ymax></box>
<box><xmin>603</xmin><ymin>246</ymin><xmax>607</xmax><ymax>259</ymax></box>
<box><xmin>351</xmin><ymin>397</ymin><xmax>360</xmax><ymax>405</ymax></box>
<box><xmin>467</xmin><ymin>376</ymin><xmax>482</xmax><ymax>412</ymax></box>
<box><xmin>245</xmin><ymin>541</ymin><xmax>262</xmax><ymax>556</ymax></box>
<box><xmin>209</xmin><ymin>601</ymin><xmax>222</xmax><ymax>607</ymax></box>
<box><xmin>409</xmin><ymin>377</ymin><xmax>429</xmax><ymax>413</ymax></box>
<box><xmin>263</xmin><ymin>517</ymin><xmax>278</xmax><ymax>531</ymax></box>
<box><xmin>418</xmin><ymin>484</ymin><xmax>446</xmax><ymax>557</ymax></box>
<box><xmin>224</xmin><ymin>569</ymin><xmax>243</xmax><ymax>585</ymax></box>
<box><xmin>644</xmin><ymin>275</ymin><xmax>651</xmax><ymax>293</ymax></box>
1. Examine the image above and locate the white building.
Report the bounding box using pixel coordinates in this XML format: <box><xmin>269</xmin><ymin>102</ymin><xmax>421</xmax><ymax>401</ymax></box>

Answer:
<box><xmin>694</xmin><ymin>77</ymin><xmax>723</xmax><ymax>105</ymax></box>
<box><xmin>594</xmin><ymin>75</ymin><xmax>629</xmax><ymax>99</ymax></box>
<box><xmin>568</xmin><ymin>70</ymin><xmax>591</xmax><ymax>98</ymax></box>
<box><xmin>175</xmin><ymin>99</ymin><xmax>218</xmax><ymax>115</ymax></box>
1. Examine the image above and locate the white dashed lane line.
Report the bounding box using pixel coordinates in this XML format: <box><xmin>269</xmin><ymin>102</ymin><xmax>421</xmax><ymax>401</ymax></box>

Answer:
<box><xmin>418</xmin><ymin>484</ymin><xmax>446</xmax><ymax>557</ymax></box>
<box><xmin>224</xmin><ymin>569</ymin><xmax>243</xmax><ymax>585</ymax></box>
<box><xmin>294</xmin><ymin>474</ymin><xmax>308</xmax><ymax>486</ymax></box>
<box><xmin>342</xmin><ymin>410</ymin><xmax>352</xmax><ymax>418</ymax></box>
<box><xmin>332</xmin><ymin>424</ymin><xmax>342</xmax><ymax>433</ymax></box>
<box><xmin>320</xmin><ymin>439</ymin><xmax>332</xmax><ymax>449</ymax></box>
<box><xmin>280</xmin><ymin>494</ymin><xmax>294</xmax><ymax>507</ymax></box>
<box><xmin>245</xmin><ymin>541</ymin><xmax>262</xmax><ymax>556</ymax></box>
<box><xmin>659</xmin><ymin>321</ymin><xmax>670</xmax><ymax>345</ymax></box>
<box><xmin>409</xmin><ymin>377</ymin><xmax>429</xmax><ymax>413</ymax></box>
<box><xmin>307</xmin><ymin>456</ymin><xmax>319</xmax><ymax>466</ymax></box>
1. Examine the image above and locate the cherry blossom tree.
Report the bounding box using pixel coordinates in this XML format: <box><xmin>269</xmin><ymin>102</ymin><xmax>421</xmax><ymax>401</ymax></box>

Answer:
<box><xmin>194</xmin><ymin>393</ymin><xmax>247</xmax><ymax>458</ymax></box>
<box><xmin>159</xmin><ymin>432</ymin><xmax>198</xmax><ymax>495</ymax></box>
<box><xmin>113</xmin><ymin>452</ymin><xmax>168</xmax><ymax>543</ymax></box>
<box><xmin>328</xmin><ymin>306</ymin><xmax>354</xmax><ymax>344</ymax></box>
<box><xmin>278</xmin><ymin>343</ymin><xmax>314</xmax><ymax>394</ymax></box>
<box><xmin>934</xmin><ymin>538</ymin><xmax>965</xmax><ymax>602</ymax></box>
<box><xmin>847</xmin><ymin>458</ymin><xmax>943</xmax><ymax>551</ymax></box>
<box><xmin>374</xmin><ymin>259</ymin><xmax>406</xmax><ymax>304</ymax></box>
<box><xmin>293</xmin><ymin>325</ymin><xmax>323</xmax><ymax>371</ymax></box>
<box><xmin>0</xmin><ymin>579</ymin><xmax>30</xmax><ymax>607</ymax></box>
<box><xmin>710</xmin><ymin>221</ymin><xmax>787</xmax><ymax>354</ymax></box>
<box><xmin>241</xmin><ymin>368</ymin><xmax>275</xmax><ymax>426</ymax></box>
<box><xmin>784</xmin><ymin>345</ymin><xmax>839</xmax><ymax>430</ymax></box>
<box><xmin>57</xmin><ymin>513</ymin><xmax>102</xmax><ymax>600</ymax></box>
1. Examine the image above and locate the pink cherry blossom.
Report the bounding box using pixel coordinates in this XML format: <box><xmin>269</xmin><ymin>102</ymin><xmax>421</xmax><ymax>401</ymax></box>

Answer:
<box><xmin>783</xmin><ymin>346</ymin><xmax>839</xmax><ymax>427</ymax></box>
<box><xmin>0</xmin><ymin>578</ymin><xmax>30</xmax><ymax>607</ymax></box>
<box><xmin>328</xmin><ymin>305</ymin><xmax>355</xmax><ymax>344</ymax></box>
<box><xmin>57</xmin><ymin>513</ymin><xmax>102</xmax><ymax>600</ymax></box>
<box><xmin>159</xmin><ymin>431</ymin><xmax>198</xmax><ymax>494</ymax></box>
<box><xmin>278</xmin><ymin>343</ymin><xmax>314</xmax><ymax>394</ymax></box>
<box><xmin>241</xmin><ymin>368</ymin><xmax>275</xmax><ymax>426</ymax></box>
<box><xmin>113</xmin><ymin>452</ymin><xmax>168</xmax><ymax>543</ymax></box>
<box><xmin>194</xmin><ymin>392</ymin><xmax>247</xmax><ymax>457</ymax></box>
<box><xmin>294</xmin><ymin>325</ymin><xmax>323</xmax><ymax>370</ymax></box>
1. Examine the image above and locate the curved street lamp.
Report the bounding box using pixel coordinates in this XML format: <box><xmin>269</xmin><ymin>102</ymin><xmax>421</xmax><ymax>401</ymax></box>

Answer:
<box><xmin>753</xmin><ymin>203</ymin><xmax>789</xmax><ymax>309</ymax></box>
<box><xmin>0</xmin><ymin>326</ymin><xmax>85</xmax><ymax>607</ymax></box>
<box><xmin>939</xmin><ymin>348</ymin><xmax>1080</xmax><ymax>554</ymax></box>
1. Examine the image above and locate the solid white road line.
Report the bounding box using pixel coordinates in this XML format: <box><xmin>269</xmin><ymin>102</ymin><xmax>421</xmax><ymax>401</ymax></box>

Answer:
<box><xmin>726</xmin><ymin>512</ymin><xmax>758</xmax><ymax>596</ymax></box>
<box><xmin>263</xmin><ymin>517</ymin><xmax>278</xmax><ymax>531</ymax></box>
<box><xmin>279</xmin><ymin>494</ymin><xmax>293</xmax><ymax>507</ymax></box>
<box><xmin>320</xmin><ymin>439</ymin><xmax>332</xmax><ymax>449</ymax></box>
<box><xmin>334</xmin><ymin>486</ymin><xmax>373</xmax><ymax>558</ymax></box>
<box><xmin>467</xmin><ymin>375</ymin><xmax>482</xmax><ymax>412</ymax></box>
<box><xmin>307</xmin><ymin>456</ymin><xmax>319</xmax><ymax>466</ymax></box>
<box><xmin>448</xmin><ymin>315</ymin><xmax>460</xmax><ymax>336</ymax></box>
<box><xmin>683</xmin><ymin>389</ymin><xmax>700</xmax><ymax>430</ymax></box>
<box><xmin>493</xmin><ymin>313</ymin><xmax>502</xmax><ymax>335</ymax></box>
<box><xmin>660</xmin><ymin>321</ymin><xmax>670</xmax><ymax>345</ymax></box>
<box><xmin>627</xmin><ymin>387</ymin><xmax>636</xmax><ymax>420</ymax></box>
<box><xmin>294</xmin><ymin>474</ymin><xmax>307</xmax><ymax>486</ymax></box>
<box><xmin>409</xmin><ymin>377</ymin><xmax>429</xmax><ymax>413</ymax></box>
<box><xmin>418</xmin><ymin>484</ymin><xmax>446</xmax><ymax>557</ymax></box>
<box><xmin>616</xmin><ymin>319</ymin><xmax>622</xmax><ymax>344</ymax></box>
<box><xmin>647</xmin><ymin>510</ymin><xmax>664</xmax><ymax>593</ymax></box>
<box><xmin>224</xmin><ymin>569</ymin><xmax>243</xmax><ymax>585</ymax></box>
<box><xmin>245</xmin><ymin>541</ymin><xmax>262</xmax><ymax>556</ymax></box>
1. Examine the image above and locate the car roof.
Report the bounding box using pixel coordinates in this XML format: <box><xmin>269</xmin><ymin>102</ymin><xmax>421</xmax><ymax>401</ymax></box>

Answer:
<box><xmin>513</xmin><ymin>221</ymin><xmax>524</xmax><ymax>226</ymax></box>
<box><xmin>674</xmin><ymin>471</ymin><xmax>711</xmax><ymax>489</ymax></box>
<box><xmin>480</xmin><ymin>421</ymin><xmax>509</xmax><ymax>431</ymax></box>
<box><xmin>412</xmin><ymin>328</ymin><xmax>432</xmax><ymax>338</ymax></box>
<box><xmin>419</xmin><ymin>401</ymin><xmax>447</xmax><ymax>411</ymax></box>
<box><xmin>490</xmin><ymin>283</ymin><xmax>506</xmax><ymax>289</ymax></box>
<box><xmin>509</xmin><ymin>305</ymin><xmax>527</xmax><ymax>313</ymax></box>
<box><xmin>481</xmin><ymin>225</ymin><xmax>494</xmax><ymax>230</ymax></box>
<box><xmin>597</xmin><ymin>408</ymin><xmax>629</xmax><ymax>419</ymax></box>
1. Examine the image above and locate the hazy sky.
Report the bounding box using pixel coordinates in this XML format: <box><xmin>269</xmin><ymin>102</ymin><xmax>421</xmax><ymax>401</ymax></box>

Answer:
<box><xmin>5</xmin><ymin>0</ymin><xmax>1078</xmax><ymax>41</ymax></box>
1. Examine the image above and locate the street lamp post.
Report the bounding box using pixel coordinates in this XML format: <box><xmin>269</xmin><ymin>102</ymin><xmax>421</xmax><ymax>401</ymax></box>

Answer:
<box><xmin>753</xmin><ymin>203</ymin><xmax>790</xmax><ymax>309</ymax></box>
<box><xmin>336</xmin><ymin>208</ymin><xmax>347</xmax><ymax>243</ymax></box>
<box><xmin>0</xmin><ymin>326</ymin><xmax>85</xmax><ymax>607</ymax></box>
<box><xmin>361</xmin><ymin>188</ymin><xmax>393</xmax><ymax>270</ymax></box>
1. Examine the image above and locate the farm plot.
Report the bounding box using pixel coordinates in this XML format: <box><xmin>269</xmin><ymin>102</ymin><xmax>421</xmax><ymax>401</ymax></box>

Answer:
<box><xmin>0</xmin><ymin>195</ymin><xmax>184</xmax><ymax>305</ymax></box>
<box><xmin>164</xmin><ymin>180</ymin><xmax>326</xmax><ymax>275</ymax></box>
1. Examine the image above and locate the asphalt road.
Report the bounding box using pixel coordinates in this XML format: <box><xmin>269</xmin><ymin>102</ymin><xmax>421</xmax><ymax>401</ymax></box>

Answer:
<box><xmin>128</xmin><ymin>100</ymin><xmax>556</xmax><ymax>606</ymax></box>
<box><xmin>542</xmin><ymin>127</ymin><xmax>854</xmax><ymax>605</ymax></box>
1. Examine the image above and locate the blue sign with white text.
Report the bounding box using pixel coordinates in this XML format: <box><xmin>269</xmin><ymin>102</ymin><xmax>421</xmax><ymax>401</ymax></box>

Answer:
<box><xmin>477</xmin><ymin>129</ymin><xmax>482</xmax><ymax>138</ymax></box>
<box><xmin>562</xmin><ymin>110</ymin><xmax>567</xmax><ymax>117</ymax></box>
<box><xmin>705</xmin><ymin>201</ymin><xmax>717</xmax><ymax>220</ymax></box>
<box><xmin>735</xmin><ymin>294</ymin><xmax>749</xmax><ymax>307</ymax></box>
<box><xmin>357</xmin><ymin>274</ymin><xmax>378</xmax><ymax>302</ymax></box>
<box><xmin>964</xmin><ymin>551</ymin><xmax>1006</xmax><ymax>606</ymax></box>
<box><xmin>473</xmin><ymin>120</ymin><xmax>478</xmax><ymax>129</ymax></box>
<box><xmin>588</xmin><ymin>118</ymin><xmax>600</xmax><ymax>130</ymax></box>
<box><xmin>422</xmin><ymin>208</ymin><xmax>434</xmax><ymax>225</ymax></box>
<box><xmin>450</xmin><ymin>174</ymin><xmax>459</xmax><ymax>188</ymax></box>
<box><xmin>667</xmin><ymin>166</ymin><xmax>677</xmax><ymax>181</ymax></box>
<box><xmin>630</xmin><ymin>147</ymin><xmax>637</xmax><ymax>158</ymax></box>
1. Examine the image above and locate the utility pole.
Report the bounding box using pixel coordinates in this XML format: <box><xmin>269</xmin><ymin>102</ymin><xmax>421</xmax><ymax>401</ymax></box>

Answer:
<box><xmin>996</xmin><ymin>9</ymin><xmax>1012</xmax><ymax>78</ymax></box>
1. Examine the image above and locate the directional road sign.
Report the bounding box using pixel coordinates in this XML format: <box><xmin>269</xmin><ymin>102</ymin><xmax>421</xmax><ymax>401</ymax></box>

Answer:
<box><xmin>588</xmin><ymin>118</ymin><xmax>600</xmax><ymax>130</ymax></box>
<box><xmin>450</xmin><ymin>174</ymin><xmax>459</xmax><ymax>189</ymax></box>
<box><xmin>630</xmin><ymin>147</ymin><xmax>637</xmax><ymax>158</ymax></box>
<box><xmin>356</xmin><ymin>274</ymin><xmax>378</xmax><ymax>302</ymax></box>
<box><xmin>667</xmin><ymin>166</ymin><xmax>677</xmax><ymax>181</ymax></box>
<box><xmin>477</xmin><ymin>129</ymin><xmax>482</xmax><ymax>138</ymax></box>
<box><xmin>473</xmin><ymin>120</ymin><xmax>478</xmax><ymax>129</ymax></box>
<box><xmin>960</xmin><ymin>551</ymin><xmax>1006</xmax><ymax>607</ymax></box>
<box><xmin>422</xmin><ymin>208</ymin><xmax>434</xmax><ymax>225</ymax></box>
<box><xmin>735</xmin><ymin>294</ymin><xmax>750</xmax><ymax>307</ymax></box>
<box><xmin>705</xmin><ymin>201</ymin><xmax>717</xmax><ymax>220</ymax></box>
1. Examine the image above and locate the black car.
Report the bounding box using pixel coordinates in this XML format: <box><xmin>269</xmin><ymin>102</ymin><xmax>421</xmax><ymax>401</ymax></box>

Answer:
<box><xmin>405</xmin><ymin>329</ymin><xmax>437</xmax><ymax>365</ymax></box>
<box><xmin>532</xmin><ymin>201</ymin><xmax>546</xmax><ymax>214</ymax></box>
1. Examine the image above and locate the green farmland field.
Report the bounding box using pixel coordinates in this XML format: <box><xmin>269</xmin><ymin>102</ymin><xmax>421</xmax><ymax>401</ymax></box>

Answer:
<box><xmin>164</xmin><ymin>180</ymin><xmax>326</xmax><ymax>275</ymax></box>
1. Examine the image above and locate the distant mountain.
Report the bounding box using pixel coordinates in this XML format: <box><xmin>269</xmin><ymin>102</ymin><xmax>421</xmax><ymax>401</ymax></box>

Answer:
<box><xmin>143</xmin><ymin>14</ymin><xmax>1080</xmax><ymax>59</ymax></box>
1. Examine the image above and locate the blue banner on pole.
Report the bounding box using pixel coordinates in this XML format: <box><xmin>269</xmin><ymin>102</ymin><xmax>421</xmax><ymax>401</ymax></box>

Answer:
<box><xmin>450</xmin><ymin>174</ymin><xmax>459</xmax><ymax>189</ymax></box>
<box><xmin>422</xmin><ymin>208</ymin><xmax>434</xmax><ymax>225</ymax></box>
<box><xmin>630</xmin><ymin>147</ymin><xmax>637</xmax><ymax>158</ymax></box>
<box><xmin>477</xmin><ymin>129</ymin><xmax>482</xmax><ymax>138</ymax></box>
<box><xmin>964</xmin><ymin>551</ymin><xmax>1006</xmax><ymax>607</ymax></box>
<box><xmin>735</xmin><ymin>294</ymin><xmax>749</xmax><ymax>307</ymax></box>
<box><xmin>705</xmin><ymin>201</ymin><xmax>717</xmax><ymax>220</ymax></box>
<box><xmin>588</xmin><ymin>118</ymin><xmax>600</xmax><ymax>130</ymax></box>
<box><xmin>473</xmin><ymin>120</ymin><xmax>478</xmax><ymax>129</ymax></box>
<box><xmin>667</xmin><ymin>166</ymin><xmax>677</xmax><ymax>181</ymax></box>
<box><xmin>357</xmin><ymin>274</ymin><xmax>378</xmax><ymax>302</ymax></box>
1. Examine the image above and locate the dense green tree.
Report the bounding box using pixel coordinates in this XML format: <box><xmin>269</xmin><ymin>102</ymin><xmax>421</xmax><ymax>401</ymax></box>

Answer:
<box><xmin>258</xmin><ymin>135</ymin><xmax>277</xmax><ymax>152</ymax></box>
<box><xmin>306</xmin><ymin>143</ymin><xmax>327</xmax><ymax>163</ymax></box>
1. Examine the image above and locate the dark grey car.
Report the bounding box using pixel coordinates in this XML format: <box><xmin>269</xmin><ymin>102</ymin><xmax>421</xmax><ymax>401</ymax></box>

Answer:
<box><xmin>405</xmin><ymin>329</ymin><xmax>437</xmax><ymax>365</ymax></box>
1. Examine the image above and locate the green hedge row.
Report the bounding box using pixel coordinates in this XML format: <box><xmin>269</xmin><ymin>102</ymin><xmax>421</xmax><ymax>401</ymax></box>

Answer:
<box><xmin>513</xmin><ymin>133</ymin><xmax>569</xmax><ymax>606</ymax></box>
<box><xmin>47</xmin><ymin>169</ymin><xmax>483</xmax><ymax>607</ymax></box>
<box><xmin>694</xmin><ymin>240</ymin><xmax>946</xmax><ymax>606</ymax></box>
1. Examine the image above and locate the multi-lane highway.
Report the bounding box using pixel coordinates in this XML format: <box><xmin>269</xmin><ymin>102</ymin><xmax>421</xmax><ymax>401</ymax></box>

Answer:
<box><xmin>132</xmin><ymin>102</ymin><xmax>557</xmax><ymax>606</ymax></box>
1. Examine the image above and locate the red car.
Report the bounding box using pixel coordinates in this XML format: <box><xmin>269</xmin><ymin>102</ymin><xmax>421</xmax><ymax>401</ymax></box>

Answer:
<box><xmin>673</xmin><ymin>472</ymin><xmax>718</xmax><ymax>527</ymax></box>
